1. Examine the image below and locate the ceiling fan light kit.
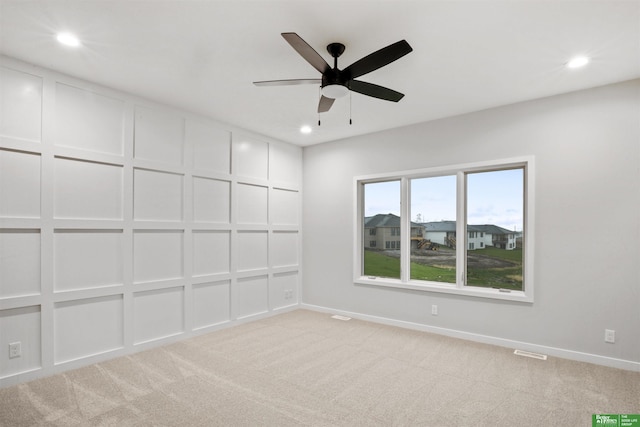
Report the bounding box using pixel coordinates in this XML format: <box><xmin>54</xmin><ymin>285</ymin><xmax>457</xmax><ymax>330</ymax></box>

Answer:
<box><xmin>321</xmin><ymin>84</ymin><xmax>349</xmax><ymax>99</ymax></box>
<box><xmin>254</xmin><ymin>32</ymin><xmax>413</xmax><ymax>114</ymax></box>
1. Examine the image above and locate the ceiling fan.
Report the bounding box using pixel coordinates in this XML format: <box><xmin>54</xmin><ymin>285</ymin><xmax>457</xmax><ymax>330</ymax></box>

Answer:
<box><xmin>254</xmin><ymin>33</ymin><xmax>413</xmax><ymax>113</ymax></box>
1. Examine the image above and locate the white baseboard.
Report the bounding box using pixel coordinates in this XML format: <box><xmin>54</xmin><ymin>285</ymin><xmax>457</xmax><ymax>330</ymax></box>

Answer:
<box><xmin>301</xmin><ymin>303</ymin><xmax>640</xmax><ymax>372</ymax></box>
<box><xmin>0</xmin><ymin>304</ymin><xmax>301</xmax><ymax>389</ymax></box>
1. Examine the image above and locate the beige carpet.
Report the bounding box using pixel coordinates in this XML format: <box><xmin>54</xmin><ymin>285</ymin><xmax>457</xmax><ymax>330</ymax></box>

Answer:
<box><xmin>1</xmin><ymin>309</ymin><xmax>638</xmax><ymax>426</ymax></box>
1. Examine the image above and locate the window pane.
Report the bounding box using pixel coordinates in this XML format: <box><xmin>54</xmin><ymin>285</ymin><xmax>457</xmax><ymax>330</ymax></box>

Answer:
<box><xmin>466</xmin><ymin>168</ymin><xmax>523</xmax><ymax>290</ymax></box>
<box><xmin>363</xmin><ymin>181</ymin><xmax>400</xmax><ymax>279</ymax></box>
<box><xmin>410</xmin><ymin>175</ymin><xmax>457</xmax><ymax>283</ymax></box>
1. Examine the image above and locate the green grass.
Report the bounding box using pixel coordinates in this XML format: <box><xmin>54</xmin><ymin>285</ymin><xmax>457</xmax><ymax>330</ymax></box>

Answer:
<box><xmin>410</xmin><ymin>263</ymin><xmax>457</xmax><ymax>283</ymax></box>
<box><xmin>363</xmin><ymin>250</ymin><xmax>456</xmax><ymax>283</ymax></box>
<box><xmin>363</xmin><ymin>250</ymin><xmax>401</xmax><ymax>279</ymax></box>
<box><xmin>472</xmin><ymin>247</ymin><xmax>522</xmax><ymax>263</ymax></box>
<box><xmin>467</xmin><ymin>247</ymin><xmax>523</xmax><ymax>290</ymax></box>
<box><xmin>466</xmin><ymin>266</ymin><xmax>522</xmax><ymax>290</ymax></box>
<box><xmin>364</xmin><ymin>248</ymin><xmax>523</xmax><ymax>290</ymax></box>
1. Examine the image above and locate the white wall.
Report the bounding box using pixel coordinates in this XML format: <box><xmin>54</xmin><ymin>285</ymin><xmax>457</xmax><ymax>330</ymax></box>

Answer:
<box><xmin>303</xmin><ymin>79</ymin><xmax>640</xmax><ymax>370</ymax></box>
<box><xmin>0</xmin><ymin>57</ymin><xmax>302</xmax><ymax>387</ymax></box>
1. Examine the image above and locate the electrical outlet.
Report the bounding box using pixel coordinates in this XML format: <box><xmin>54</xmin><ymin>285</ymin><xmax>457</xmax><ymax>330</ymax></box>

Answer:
<box><xmin>9</xmin><ymin>342</ymin><xmax>21</xmax><ymax>359</ymax></box>
<box><xmin>604</xmin><ymin>329</ymin><xmax>615</xmax><ymax>343</ymax></box>
<box><xmin>431</xmin><ymin>305</ymin><xmax>438</xmax><ymax>316</ymax></box>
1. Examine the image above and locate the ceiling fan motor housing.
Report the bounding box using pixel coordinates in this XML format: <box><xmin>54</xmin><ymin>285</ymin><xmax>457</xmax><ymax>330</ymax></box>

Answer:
<box><xmin>321</xmin><ymin>69</ymin><xmax>346</xmax><ymax>86</ymax></box>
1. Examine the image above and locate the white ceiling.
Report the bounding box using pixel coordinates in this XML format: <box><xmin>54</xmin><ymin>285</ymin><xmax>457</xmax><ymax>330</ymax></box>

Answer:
<box><xmin>1</xmin><ymin>1</ymin><xmax>639</xmax><ymax>146</ymax></box>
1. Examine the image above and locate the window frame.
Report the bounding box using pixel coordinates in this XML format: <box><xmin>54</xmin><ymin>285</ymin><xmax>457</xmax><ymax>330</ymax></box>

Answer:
<box><xmin>354</xmin><ymin>156</ymin><xmax>535</xmax><ymax>303</ymax></box>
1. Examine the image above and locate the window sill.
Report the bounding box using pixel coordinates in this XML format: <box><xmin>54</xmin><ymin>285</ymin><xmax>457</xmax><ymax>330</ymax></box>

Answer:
<box><xmin>354</xmin><ymin>276</ymin><xmax>533</xmax><ymax>303</ymax></box>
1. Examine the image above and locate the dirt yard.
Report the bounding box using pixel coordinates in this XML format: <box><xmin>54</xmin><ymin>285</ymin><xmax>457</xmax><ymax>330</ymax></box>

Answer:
<box><xmin>382</xmin><ymin>247</ymin><xmax>516</xmax><ymax>269</ymax></box>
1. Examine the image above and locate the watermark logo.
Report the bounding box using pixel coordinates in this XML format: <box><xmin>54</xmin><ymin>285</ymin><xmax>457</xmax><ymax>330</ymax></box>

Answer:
<box><xmin>594</xmin><ymin>415</ymin><xmax>619</xmax><ymax>426</ymax></box>
<box><xmin>593</xmin><ymin>414</ymin><xmax>640</xmax><ymax>427</ymax></box>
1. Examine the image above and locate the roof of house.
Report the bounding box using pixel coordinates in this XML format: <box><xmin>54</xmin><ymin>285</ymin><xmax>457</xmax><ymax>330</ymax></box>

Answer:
<box><xmin>421</xmin><ymin>221</ymin><xmax>514</xmax><ymax>234</ymax></box>
<box><xmin>422</xmin><ymin>220</ymin><xmax>456</xmax><ymax>232</ymax></box>
<box><xmin>365</xmin><ymin>213</ymin><xmax>423</xmax><ymax>228</ymax></box>
<box><xmin>471</xmin><ymin>224</ymin><xmax>514</xmax><ymax>235</ymax></box>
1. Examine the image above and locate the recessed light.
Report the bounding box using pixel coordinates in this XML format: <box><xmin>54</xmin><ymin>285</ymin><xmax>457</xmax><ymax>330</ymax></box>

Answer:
<box><xmin>56</xmin><ymin>32</ymin><xmax>80</xmax><ymax>47</ymax></box>
<box><xmin>300</xmin><ymin>125</ymin><xmax>312</xmax><ymax>134</ymax></box>
<box><xmin>566</xmin><ymin>56</ymin><xmax>589</xmax><ymax>69</ymax></box>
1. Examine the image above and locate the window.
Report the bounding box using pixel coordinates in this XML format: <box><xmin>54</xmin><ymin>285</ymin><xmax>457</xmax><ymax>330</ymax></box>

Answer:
<box><xmin>355</xmin><ymin>157</ymin><xmax>534</xmax><ymax>302</ymax></box>
<box><xmin>466</xmin><ymin>168</ymin><xmax>523</xmax><ymax>291</ymax></box>
<box><xmin>410</xmin><ymin>174</ymin><xmax>456</xmax><ymax>283</ymax></box>
<box><xmin>363</xmin><ymin>180</ymin><xmax>400</xmax><ymax>279</ymax></box>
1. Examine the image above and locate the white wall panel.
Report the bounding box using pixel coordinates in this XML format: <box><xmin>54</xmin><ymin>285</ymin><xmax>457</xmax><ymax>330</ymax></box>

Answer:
<box><xmin>134</xmin><ymin>287</ymin><xmax>184</xmax><ymax>344</ymax></box>
<box><xmin>236</xmin><ymin>183</ymin><xmax>268</xmax><ymax>224</ymax></box>
<box><xmin>234</xmin><ymin>276</ymin><xmax>268</xmax><ymax>319</ymax></box>
<box><xmin>0</xmin><ymin>59</ymin><xmax>302</xmax><ymax>387</ymax></box>
<box><xmin>54</xmin><ymin>295</ymin><xmax>123</xmax><ymax>363</ymax></box>
<box><xmin>269</xmin><ymin>143</ymin><xmax>300</xmax><ymax>184</ymax></box>
<box><xmin>134</xmin><ymin>168</ymin><xmax>183</xmax><ymax>221</ymax></box>
<box><xmin>0</xmin><ymin>67</ymin><xmax>42</xmax><ymax>142</ymax></box>
<box><xmin>192</xmin><ymin>177</ymin><xmax>230</xmax><ymax>223</ymax></box>
<box><xmin>54</xmin><ymin>83</ymin><xmax>125</xmax><ymax>155</ymax></box>
<box><xmin>133</xmin><ymin>231</ymin><xmax>183</xmax><ymax>284</ymax></box>
<box><xmin>236</xmin><ymin>231</ymin><xmax>268</xmax><ymax>272</ymax></box>
<box><xmin>193</xmin><ymin>231</ymin><xmax>230</xmax><ymax>276</ymax></box>
<box><xmin>54</xmin><ymin>157</ymin><xmax>123</xmax><ymax>219</ymax></box>
<box><xmin>0</xmin><ymin>150</ymin><xmax>40</xmax><ymax>218</ymax></box>
<box><xmin>270</xmin><ymin>189</ymin><xmax>299</xmax><ymax>226</ymax></box>
<box><xmin>271</xmin><ymin>272</ymin><xmax>298</xmax><ymax>310</ymax></box>
<box><xmin>188</xmin><ymin>120</ymin><xmax>230</xmax><ymax>173</ymax></box>
<box><xmin>270</xmin><ymin>231</ymin><xmax>298</xmax><ymax>268</ymax></box>
<box><xmin>0</xmin><ymin>229</ymin><xmax>40</xmax><ymax>298</ymax></box>
<box><xmin>0</xmin><ymin>306</ymin><xmax>41</xmax><ymax>378</ymax></box>
<box><xmin>233</xmin><ymin>137</ymin><xmax>268</xmax><ymax>180</ymax></box>
<box><xmin>54</xmin><ymin>230</ymin><xmax>123</xmax><ymax>291</ymax></box>
<box><xmin>134</xmin><ymin>106</ymin><xmax>184</xmax><ymax>165</ymax></box>
<box><xmin>192</xmin><ymin>281</ymin><xmax>230</xmax><ymax>329</ymax></box>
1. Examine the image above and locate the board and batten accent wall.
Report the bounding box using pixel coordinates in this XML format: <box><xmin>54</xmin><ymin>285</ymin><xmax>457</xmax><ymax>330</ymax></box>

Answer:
<box><xmin>0</xmin><ymin>57</ymin><xmax>302</xmax><ymax>387</ymax></box>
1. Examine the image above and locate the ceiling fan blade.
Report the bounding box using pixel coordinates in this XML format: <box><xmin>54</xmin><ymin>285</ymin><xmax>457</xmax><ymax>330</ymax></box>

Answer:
<box><xmin>282</xmin><ymin>32</ymin><xmax>331</xmax><ymax>75</ymax></box>
<box><xmin>343</xmin><ymin>40</ymin><xmax>413</xmax><ymax>79</ymax></box>
<box><xmin>253</xmin><ymin>78</ymin><xmax>321</xmax><ymax>86</ymax></box>
<box><xmin>318</xmin><ymin>95</ymin><xmax>335</xmax><ymax>113</ymax></box>
<box><xmin>349</xmin><ymin>80</ymin><xmax>405</xmax><ymax>102</ymax></box>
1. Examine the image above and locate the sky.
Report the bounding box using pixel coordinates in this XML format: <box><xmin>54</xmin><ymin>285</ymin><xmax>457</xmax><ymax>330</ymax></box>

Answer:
<box><xmin>364</xmin><ymin>168</ymin><xmax>523</xmax><ymax>231</ymax></box>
